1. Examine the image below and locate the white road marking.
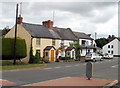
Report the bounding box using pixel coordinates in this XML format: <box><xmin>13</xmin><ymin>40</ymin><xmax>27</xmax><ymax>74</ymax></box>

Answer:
<box><xmin>44</xmin><ymin>67</ymin><xmax>52</xmax><ymax>70</ymax></box>
<box><xmin>111</xmin><ymin>65</ymin><xmax>118</xmax><ymax>68</ymax></box>
<box><xmin>54</xmin><ymin>67</ymin><xmax>61</xmax><ymax>69</ymax></box>
<box><xmin>74</xmin><ymin>64</ymin><xmax>80</xmax><ymax>66</ymax></box>
<box><xmin>83</xmin><ymin>63</ymin><xmax>86</xmax><ymax>65</ymax></box>
<box><xmin>65</xmin><ymin>66</ymin><xmax>71</xmax><ymax>67</ymax></box>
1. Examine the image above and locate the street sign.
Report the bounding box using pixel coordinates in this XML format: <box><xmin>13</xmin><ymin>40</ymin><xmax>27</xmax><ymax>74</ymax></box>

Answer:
<box><xmin>86</xmin><ymin>62</ymin><xmax>93</xmax><ymax>80</ymax></box>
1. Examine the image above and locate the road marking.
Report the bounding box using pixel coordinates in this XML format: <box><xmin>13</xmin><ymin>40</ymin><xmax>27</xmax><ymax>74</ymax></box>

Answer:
<box><xmin>54</xmin><ymin>67</ymin><xmax>61</xmax><ymax>69</ymax></box>
<box><xmin>74</xmin><ymin>64</ymin><xmax>80</xmax><ymax>66</ymax></box>
<box><xmin>44</xmin><ymin>67</ymin><xmax>52</xmax><ymax>70</ymax></box>
<box><xmin>65</xmin><ymin>66</ymin><xmax>71</xmax><ymax>67</ymax></box>
<box><xmin>83</xmin><ymin>63</ymin><xmax>86</xmax><ymax>65</ymax></box>
<box><xmin>111</xmin><ymin>65</ymin><xmax>118</xmax><ymax>68</ymax></box>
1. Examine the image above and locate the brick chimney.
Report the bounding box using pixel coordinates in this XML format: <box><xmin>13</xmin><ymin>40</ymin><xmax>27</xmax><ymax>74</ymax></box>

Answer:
<box><xmin>42</xmin><ymin>20</ymin><xmax>53</xmax><ymax>30</ymax></box>
<box><xmin>17</xmin><ymin>15</ymin><xmax>23</xmax><ymax>24</ymax></box>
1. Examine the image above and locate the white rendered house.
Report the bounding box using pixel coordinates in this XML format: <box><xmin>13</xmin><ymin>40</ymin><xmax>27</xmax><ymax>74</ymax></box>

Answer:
<box><xmin>102</xmin><ymin>38</ymin><xmax>120</xmax><ymax>56</ymax></box>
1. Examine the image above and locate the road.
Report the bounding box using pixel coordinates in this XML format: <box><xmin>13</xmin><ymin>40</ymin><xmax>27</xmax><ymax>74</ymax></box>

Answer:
<box><xmin>2</xmin><ymin>57</ymin><xmax>118</xmax><ymax>86</ymax></box>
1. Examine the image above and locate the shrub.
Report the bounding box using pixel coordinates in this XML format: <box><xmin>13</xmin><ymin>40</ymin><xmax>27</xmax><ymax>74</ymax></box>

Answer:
<box><xmin>1</xmin><ymin>61</ymin><xmax>13</xmax><ymax>66</ymax></box>
<box><xmin>34</xmin><ymin>52</ymin><xmax>40</xmax><ymax>64</ymax></box>
<box><xmin>2</xmin><ymin>37</ymin><xmax>27</xmax><ymax>60</ymax></box>
<box><xmin>42</xmin><ymin>58</ymin><xmax>50</xmax><ymax>63</ymax></box>
<box><xmin>61</xmin><ymin>57</ymin><xmax>70</xmax><ymax>60</ymax></box>
<box><xmin>29</xmin><ymin>46</ymin><xmax>34</xmax><ymax>64</ymax></box>
<box><xmin>15</xmin><ymin>62</ymin><xmax>27</xmax><ymax>65</ymax></box>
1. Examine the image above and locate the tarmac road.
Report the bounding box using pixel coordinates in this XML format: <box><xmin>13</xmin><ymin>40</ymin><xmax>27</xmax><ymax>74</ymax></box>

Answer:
<box><xmin>2</xmin><ymin>57</ymin><xmax>118</xmax><ymax>86</ymax></box>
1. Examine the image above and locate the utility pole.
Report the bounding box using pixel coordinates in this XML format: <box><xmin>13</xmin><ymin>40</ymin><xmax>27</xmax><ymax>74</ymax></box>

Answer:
<box><xmin>95</xmin><ymin>32</ymin><xmax>97</xmax><ymax>40</ymax></box>
<box><xmin>13</xmin><ymin>4</ymin><xmax>19</xmax><ymax>65</ymax></box>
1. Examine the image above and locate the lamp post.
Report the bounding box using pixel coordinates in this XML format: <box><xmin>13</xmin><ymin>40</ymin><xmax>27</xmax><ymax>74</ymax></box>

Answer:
<box><xmin>13</xmin><ymin>4</ymin><xmax>19</xmax><ymax>65</ymax></box>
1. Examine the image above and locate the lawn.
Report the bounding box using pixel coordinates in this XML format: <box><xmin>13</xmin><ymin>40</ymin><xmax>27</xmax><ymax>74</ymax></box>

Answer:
<box><xmin>1</xmin><ymin>64</ymin><xmax>46</xmax><ymax>70</ymax></box>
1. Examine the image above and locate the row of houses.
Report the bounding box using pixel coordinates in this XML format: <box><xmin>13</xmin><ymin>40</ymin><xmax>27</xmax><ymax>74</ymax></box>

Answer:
<box><xmin>5</xmin><ymin>15</ymin><xmax>97</xmax><ymax>62</ymax></box>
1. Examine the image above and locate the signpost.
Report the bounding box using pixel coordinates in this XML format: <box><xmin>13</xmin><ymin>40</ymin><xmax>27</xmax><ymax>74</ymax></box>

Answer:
<box><xmin>86</xmin><ymin>62</ymin><xmax>94</xmax><ymax>80</ymax></box>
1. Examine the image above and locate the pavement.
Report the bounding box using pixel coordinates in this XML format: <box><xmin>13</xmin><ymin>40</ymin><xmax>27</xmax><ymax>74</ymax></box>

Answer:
<box><xmin>22</xmin><ymin>77</ymin><xmax>114</xmax><ymax>88</ymax></box>
<box><xmin>0</xmin><ymin>79</ymin><xmax>15</xmax><ymax>87</ymax></box>
<box><xmin>1</xmin><ymin>58</ymin><xmax>119</xmax><ymax>87</ymax></box>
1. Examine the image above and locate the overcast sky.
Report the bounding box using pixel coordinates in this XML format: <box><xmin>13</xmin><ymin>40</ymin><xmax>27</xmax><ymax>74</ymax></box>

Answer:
<box><xmin>1</xmin><ymin>1</ymin><xmax>118</xmax><ymax>39</ymax></box>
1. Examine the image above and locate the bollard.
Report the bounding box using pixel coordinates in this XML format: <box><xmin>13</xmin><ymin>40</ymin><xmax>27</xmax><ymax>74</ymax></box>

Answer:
<box><xmin>86</xmin><ymin>61</ymin><xmax>94</xmax><ymax>80</ymax></box>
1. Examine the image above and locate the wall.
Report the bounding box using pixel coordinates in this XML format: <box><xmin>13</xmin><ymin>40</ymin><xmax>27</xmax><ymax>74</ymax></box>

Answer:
<box><xmin>5</xmin><ymin>24</ymin><xmax>32</xmax><ymax>63</ymax></box>
<box><xmin>32</xmin><ymin>38</ymin><xmax>59</xmax><ymax>58</ymax></box>
<box><xmin>103</xmin><ymin>39</ymin><xmax>119</xmax><ymax>55</ymax></box>
<box><xmin>79</xmin><ymin>39</ymin><xmax>92</xmax><ymax>46</ymax></box>
<box><xmin>81</xmin><ymin>49</ymin><xmax>93</xmax><ymax>56</ymax></box>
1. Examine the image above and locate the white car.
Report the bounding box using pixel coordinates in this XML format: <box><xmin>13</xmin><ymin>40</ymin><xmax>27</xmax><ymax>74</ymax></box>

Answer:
<box><xmin>85</xmin><ymin>53</ymin><xmax>103</xmax><ymax>62</ymax></box>
<box><xmin>103</xmin><ymin>53</ymin><xmax>113</xmax><ymax>59</ymax></box>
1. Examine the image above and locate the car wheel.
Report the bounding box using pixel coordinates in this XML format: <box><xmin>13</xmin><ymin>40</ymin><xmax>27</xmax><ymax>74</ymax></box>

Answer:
<box><xmin>93</xmin><ymin>59</ymin><xmax>96</xmax><ymax>62</ymax></box>
<box><xmin>100</xmin><ymin>59</ymin><xmax>103</xmax><ymax>61</ymax></box>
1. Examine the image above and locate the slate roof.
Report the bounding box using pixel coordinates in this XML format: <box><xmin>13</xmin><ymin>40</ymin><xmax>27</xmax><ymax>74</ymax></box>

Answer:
<box><xmin>65</xmin><ymin>47</ymin><xmax>74</xmax><ymax>51</ymax></box>
<box><xmin>44</xmin><ymin>46</ymin><xmax>56</xmax><ymax>50</ymax></box>
<box><xmin>22</xmin><ymin>23</ymin><xmax>60</xmax><ymax>39</ymax></box>
<box><xmin>80</xmin><ymin>45</ymin><xmax>96</xmax><ymax>49</ymax></box>
<box><xmin>53</xmin><ymin>27</ymin><xmax>77</xmax><ymax>41</ymax></box>
<box><xmin>73</xmin><ymin>32</ymin><xmax>93</xmax><ymax>40</ymax></box>
<box><xmin>117</xmin><ymin>37</ymin><xmax>120</xmax><ymax>41</ymax></box>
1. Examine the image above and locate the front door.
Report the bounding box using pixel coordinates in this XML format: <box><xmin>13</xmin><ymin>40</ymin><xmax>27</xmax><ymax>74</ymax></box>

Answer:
<box><xmin>51</xmin><ymin>50</ymin><xmax>54</xmax><ymax>61</ymax></box>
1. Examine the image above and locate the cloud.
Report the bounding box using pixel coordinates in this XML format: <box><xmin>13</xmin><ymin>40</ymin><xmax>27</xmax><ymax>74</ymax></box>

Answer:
<box><xmin>0</xmin><ymin>2</ymin><xmax>118</xmax><ymax>38</ymax></box>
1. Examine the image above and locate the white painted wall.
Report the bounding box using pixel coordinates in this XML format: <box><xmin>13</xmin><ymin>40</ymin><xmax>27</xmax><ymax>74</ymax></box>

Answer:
<box><xmin>58</xmin><ymin>40</ymin><xmax>74</xmax><ymax>47</ymax></box>
<box><xmin>79</xmin><ymin>39</ymin><xmax>92</xmax><ymax>46</ymax></box>
<box><xmin>81</xmin><ymin>49</ymin><xmax>94</xmax><ymax>56</ymax></box>
<box><xmin>103</xmin><ymin>39</ymin><xmax>120</xmax><ymax>56</ymax></box>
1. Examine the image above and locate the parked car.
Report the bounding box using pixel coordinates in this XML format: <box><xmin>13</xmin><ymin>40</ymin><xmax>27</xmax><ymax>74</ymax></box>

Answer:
<box><xmin>103</xmin><ymin>53</ymin><xmax>113</xmax><ymax>59</ymax></box>
<box><xmin>85</xmin><ymin>53</ymin><xmax>103</xmax><ymax>62</ymax></box>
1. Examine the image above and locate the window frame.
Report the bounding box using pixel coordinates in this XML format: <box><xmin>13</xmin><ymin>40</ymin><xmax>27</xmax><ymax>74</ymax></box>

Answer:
<box><xmin>36</xmin><ymin>38</ymin><xmax>40</xmax><ymax>46</ymax></box>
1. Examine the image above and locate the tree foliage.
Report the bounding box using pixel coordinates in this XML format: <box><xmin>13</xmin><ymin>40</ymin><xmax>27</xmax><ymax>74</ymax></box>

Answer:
<box><xmin>29</xmin><ymin>45</ymin><xmax>40</xmax><ymax>64</ymax></box>
<box><xmin>70</xmin><ymin>39</ymin><xmax>81</xmax><ymax>59</ymax></box>
<box><xmin>2</xmin><ymin>37</ymin><xmax>27</xmax><ymax>60</ymax></box>
<box><xmin>95</xmin><ymin>38</ymin><xmax>108</xmax><ymax>48</ymax></box>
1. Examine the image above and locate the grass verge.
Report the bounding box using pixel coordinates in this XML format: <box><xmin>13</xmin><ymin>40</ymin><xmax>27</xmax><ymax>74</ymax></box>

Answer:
<box><xmin>1</xmin><ymin>64</ymin><xmax>46</xmax><ymax>70</ymax></box>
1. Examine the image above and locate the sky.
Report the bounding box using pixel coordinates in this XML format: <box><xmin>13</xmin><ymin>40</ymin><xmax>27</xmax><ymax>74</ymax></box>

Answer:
<box><xmin>1</xmin><ymin>0</ymin><xmax>118</xmax><ymax>39</ymax></box>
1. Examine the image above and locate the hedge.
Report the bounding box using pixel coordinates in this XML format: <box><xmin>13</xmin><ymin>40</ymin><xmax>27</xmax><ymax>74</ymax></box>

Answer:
<box><xmin>2</xmin><ymin>37</ymin><xmax>27</xmax><ymax>60</ymax></box>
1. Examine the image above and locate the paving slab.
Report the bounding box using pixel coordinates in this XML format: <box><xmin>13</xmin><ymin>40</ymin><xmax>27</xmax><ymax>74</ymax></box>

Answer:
<box><xmin>0</xmin><ymin>79</ymin><xmax>15</xmax><ymax>86</ymax></box>
<box><xmin>24</xmin><ymin>77</ymin><xmax>113</xmax><ymax>87</ymax></box>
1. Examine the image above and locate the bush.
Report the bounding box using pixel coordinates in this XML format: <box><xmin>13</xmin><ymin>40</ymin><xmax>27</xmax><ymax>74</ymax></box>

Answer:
<box><xmin>1</xmin><ymin>61</ymin><xmax>13</xmax><ymax>66</ymax></box>
<box><xmin>61</xmin><ymin>57</ymin><xmax>70</xmax><ymax>60</ymax></box>
<box><xmin>15</xmin><ymin>62</ymin><xmax>27</xmax><ymax>65</ymax></box>
<box><xmin>34</xmin><ymin>52</ymin><xmax>40</xmax><ymax>64</ymax></box>
<box><xmin>0</xmin><ymin>61</ymin><xmax>27</xmax><ymax>66</ymax></box>
<box><xmin>42</xmin><ymin>58</ymin><xmax>50</xmax><ymax>63</ymax></box>
<box><xmin>2</xmin><ymin>37</ymin><xmax>27</xmax><ymax>60</ymax></box>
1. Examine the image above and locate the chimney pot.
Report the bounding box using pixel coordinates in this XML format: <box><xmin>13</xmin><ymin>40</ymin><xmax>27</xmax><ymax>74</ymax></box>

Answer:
<box><xmin>42</xmin><ymin>20</ymin><xmax>53</xmax><ymax>30</ymax></box>
<box><xmin>17</xmin><ymin>15</ymin><xmax>23</xmax><ymax>24</ymax></box>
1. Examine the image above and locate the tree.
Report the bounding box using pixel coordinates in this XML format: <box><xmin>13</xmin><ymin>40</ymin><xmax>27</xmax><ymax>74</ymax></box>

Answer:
<box><xmin>34</xmin><ymin>52</ymin><xmax>40</xmax><ymax>63</ymax></box>
<box><xmin>29</xmin><ymin>44</ymin><xmax>41</xmax><ymax>64</ymax></box>
<box><xmin>29</xmin><ymin>45</ymin><xmax>34</xmax><ymax>64</ymax></box>
<box><xmin>95</xmin><ymin>38</ymin><xmax>108</xmax><ymax>48</ymax></box>
<box><xmin>70</xmin><ymin>39</ymin><xmax>81</xmax><ymax>60</ymax></box>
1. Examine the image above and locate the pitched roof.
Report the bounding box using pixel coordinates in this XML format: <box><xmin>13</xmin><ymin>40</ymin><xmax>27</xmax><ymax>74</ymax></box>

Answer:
<box><xmin>80</xmin><ymin>45</ymin><xmax>96</xmax><ymax>49</ymax></box>
<box><xmin>117</xmin><ymin>37</ymin><xmax>120</xmax><ymax>41</ymax></box>
<box><xmin>44</xmin><ymin>46</ymin><xmax>56</xmax><ymax>50</ymax></box>
<box><xmin>66</xmin><ymin>47</ymin><xmax>74</xmax><ymax>51</ymax></box>
<box><xmin>53</xmin><ymin>27</ymin><xmax>77</xmax><ymax>41</ymax></box>
<box><xmin>22</xmin><ymin>23</ymin><xmax>60</xmax><ymax>39</ymax></box>
<box><xmin>73</xmin><ymin>31</ymin><xmax>93</xmax><ymax>40</ymax></box>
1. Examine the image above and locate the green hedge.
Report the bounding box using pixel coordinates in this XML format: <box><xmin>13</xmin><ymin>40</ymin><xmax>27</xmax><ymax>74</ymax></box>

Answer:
<box><xmin>2</xmin><ymin>37</ymin><xmax>27</xmax><ymax>60</ymax></box>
